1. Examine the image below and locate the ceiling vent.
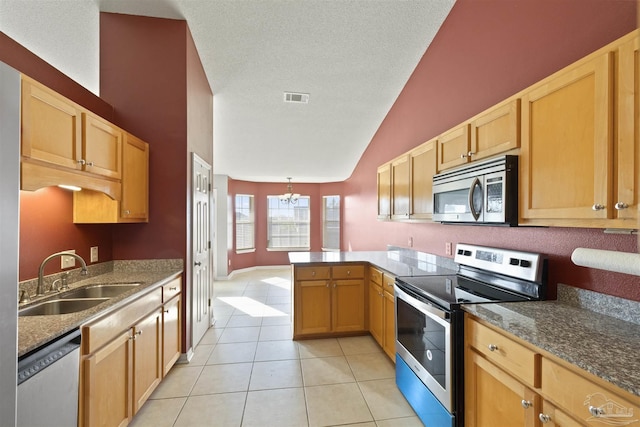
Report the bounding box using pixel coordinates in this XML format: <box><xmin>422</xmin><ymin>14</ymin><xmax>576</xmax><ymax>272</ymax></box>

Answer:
<box><xmin>284</xmin><ymin>92</ymin><xmax>309</xmax><ymax>104</ymax></box>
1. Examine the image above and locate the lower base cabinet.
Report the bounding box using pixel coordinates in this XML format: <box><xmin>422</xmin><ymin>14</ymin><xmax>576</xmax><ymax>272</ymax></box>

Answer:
<box><xmin>79</xmin><ymin>276</ymin><xmax>182</xmax><ymax>427</ymax></box>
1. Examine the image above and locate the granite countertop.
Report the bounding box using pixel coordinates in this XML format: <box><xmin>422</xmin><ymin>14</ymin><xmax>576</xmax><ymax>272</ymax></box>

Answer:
<box><xmin>288</xmin><ymin>250</ymin><xmax>458</xmax><ymax>277</ymax></box>
<box><xmin>18</xmin><ymin>259</ymin><xmax>183</xmax><ymax>357</ymax></box>
<box><xmin>464</xmin><ymin>300</ymin><xmax>640</xmax><ymax>398</ymax></box>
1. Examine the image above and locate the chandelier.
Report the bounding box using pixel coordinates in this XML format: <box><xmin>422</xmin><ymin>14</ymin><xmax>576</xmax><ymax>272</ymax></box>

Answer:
<box><xmin>279</xmin><ymin>177</ymin><xmax>300</xmax><ymax>204</ymax></box>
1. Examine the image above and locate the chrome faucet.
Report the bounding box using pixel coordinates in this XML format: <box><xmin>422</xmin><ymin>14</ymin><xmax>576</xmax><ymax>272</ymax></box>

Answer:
<box><xmin>37</xmin><ymin>251</ymin><xmax>88</xmax><ymax>296</ymax></box>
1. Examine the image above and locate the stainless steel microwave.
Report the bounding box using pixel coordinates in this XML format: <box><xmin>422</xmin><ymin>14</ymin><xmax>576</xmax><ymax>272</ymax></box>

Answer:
<box><xmin>432</xmin><ymin>155</ymin><xmax>518</xmax><ymax>225</ymax></box>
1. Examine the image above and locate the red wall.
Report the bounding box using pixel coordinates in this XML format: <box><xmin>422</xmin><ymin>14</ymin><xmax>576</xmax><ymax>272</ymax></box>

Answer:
<box><xmin>343</xmin><ymin>0</ymin><xmax>639</xmax><ymax>300</ymax></box>
<box><xmin>227</xmin><ymin>179</ymin><xmax>343</xmax><ymax>272</ymax></box>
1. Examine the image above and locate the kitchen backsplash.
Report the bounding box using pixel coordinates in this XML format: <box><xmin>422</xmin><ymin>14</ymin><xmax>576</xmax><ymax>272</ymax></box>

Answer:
<box><xmin>557</xmin><ymin>283</ymin><xmax>640</xmax><ymax>325</ymax></box>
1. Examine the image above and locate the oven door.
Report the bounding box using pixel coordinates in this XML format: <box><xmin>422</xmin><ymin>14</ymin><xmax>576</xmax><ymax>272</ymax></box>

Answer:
<box><xmin>432</xmin><ymin>175</ymin><xmax>484</xmax><ymax>223</ymax></box>
<box><xmin>395</xmin><ymin>284</ymin><xmax>453</xmax><ymax>412</ymax></box>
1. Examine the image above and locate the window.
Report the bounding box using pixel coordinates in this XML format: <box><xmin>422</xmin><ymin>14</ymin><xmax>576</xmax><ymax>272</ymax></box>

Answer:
<box><xmin>322</xmin><ymin>196</ymin><xmax>340</xmax><ymax>251</ymax></box>
<box><xmin>267</xmin><ymin>196</ymin><xmax>310</xmax><ymax>250</ymax></box>
<box><xmin>235</xmin><ymin>194</ymin><xmax>255</xmax><ymax>252</ymax></box>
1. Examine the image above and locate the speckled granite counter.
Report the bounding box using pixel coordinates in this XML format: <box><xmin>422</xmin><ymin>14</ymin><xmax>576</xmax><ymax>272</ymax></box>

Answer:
<box><xmin>288</xmin><ymin>249</ymin><xmax>457</xmax><ymax>277</ymax></box>
<box><xmin>18</xmin><ymin>259</ymin><xmax>183</xmax><ymax>357</ymax></box>
<box><xmin>463</xmin><ymin>285</ymin><xmax>640</xmax><ymax>398</ymax></box>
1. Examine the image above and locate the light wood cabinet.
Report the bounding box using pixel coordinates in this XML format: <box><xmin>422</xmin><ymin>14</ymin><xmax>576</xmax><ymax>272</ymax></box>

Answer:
<box><xmin>437</xmin><ymin>124</ymin><xmax>471</xmax><ymax>171</ymax></box>
<box><xmin>409</xmin><ymin>140</ymin><xmax>436</xmax><ymax>220</ymax></box>
<box><xmin>391</xmin><ymin>155</ymin><xmax>410</xmax><ymax>220</ymax></box>
<box><xmin>470</xmin><ymin>99</ymin><xmax>520</xmax><ymax>162</ymax></box>
<box><xmin>377</xmin><ymin>163</ymin><xmax>391</xmax><ymax>220</ymax></box>
<box><xmin>368</xmin><ymin>267</ymin><xmax>396</xmax><ymax>361</ymax></box>
<box><xmin>293</xmin><ymin>264</ymin><xmax>365</xmax><ymax>339</ymax></box>
<box><xmin>520</xmin><ymin>52</ymin><xmax>615</xmax><ymax>226</ymax></box>
<box><xmin>80</xmin><ymin>277</ymin><xmax>182</xmax><ymax>427</ymax></box>
<box><xmin>73</xmin><ymin>132</ymin><xmax>149</xmax><ymax>223</ymax></box>
<box><xmin>465</xmin><ymin>314</ymin><xmax>640</xmax><ymax>427</ymax></box>
<box><xmin>82</xmin><ymin>111</ymin><xmax>122</xmax><ymax>180</ymax></box>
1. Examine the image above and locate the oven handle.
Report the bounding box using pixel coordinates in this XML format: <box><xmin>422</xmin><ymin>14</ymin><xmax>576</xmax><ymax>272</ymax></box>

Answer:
<box><xmin>395</xmin><ymin>285</ymin><xmax>451</xmax><ymax>326</ymax></box>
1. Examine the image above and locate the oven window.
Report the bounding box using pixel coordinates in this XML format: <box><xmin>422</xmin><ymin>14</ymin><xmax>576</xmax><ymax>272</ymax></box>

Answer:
<box><xmin>434</xmin><ymin>189</ymin><xmax>470</xmax><ymax>215</ymax></box>
<box><xmin>396</xmin><ymin>297</ymin><xmax>447</xmax><ymax>388</ymax></box>
<box><xmin>486</xmin><ymin>177</ymin><xmax>503</xmax><ymax>213</ymax></box>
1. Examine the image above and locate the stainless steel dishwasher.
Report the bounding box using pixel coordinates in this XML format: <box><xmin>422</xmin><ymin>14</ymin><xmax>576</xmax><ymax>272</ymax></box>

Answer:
<box><xmin>17</xmin><ymin>329</ymin><xmax>81</xmax><ymax>427</ymax></box>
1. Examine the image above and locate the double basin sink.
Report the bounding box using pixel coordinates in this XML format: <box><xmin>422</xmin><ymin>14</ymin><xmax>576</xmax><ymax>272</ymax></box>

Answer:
<box><xmin>19</xmin><ymin>283</ymin><xmax>140</xmax><ymax>317</ymax></box>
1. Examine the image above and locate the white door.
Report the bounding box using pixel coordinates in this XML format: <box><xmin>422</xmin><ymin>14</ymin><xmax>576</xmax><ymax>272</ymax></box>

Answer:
<box><xmin>191</xmin><ymin>153</ymin><xmax>213</xmax><ymax>347</ymax></box>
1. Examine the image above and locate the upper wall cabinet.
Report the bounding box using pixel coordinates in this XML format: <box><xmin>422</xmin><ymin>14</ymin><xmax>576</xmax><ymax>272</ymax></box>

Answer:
<box><xmin>437</xmin><ymin>99</ymin><xmax>520</xmax><ymax>172</ymax></box>
<box><xmin>377</xmin><ymin>163</ymin><xmax>391</xmax><ymax>220</ymax></box>
<box><xmin>409</xmin><ymin>140</ymin><xmax>437</xmax><ymax>220</ymax></box>
<box><xmin>82</xmin><ymin>111</ymin><xmax>123</xmax><ymax>180</ymax></box>
<box><xmin>520</xmin><ymin>29</ymin><xmax>639</xmax><ymax>229</ymax></box>
<box><xmin>391</xmin><ymin>155</ymin><xmax>410</xmax><ymax>220</ymax></box>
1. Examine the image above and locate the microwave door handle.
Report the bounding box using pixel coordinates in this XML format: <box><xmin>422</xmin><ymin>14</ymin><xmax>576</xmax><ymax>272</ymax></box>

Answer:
<box><xmin>468</xmin><ymin>177</ymin><xmax>482</xmax><ymax>221</ymax></box>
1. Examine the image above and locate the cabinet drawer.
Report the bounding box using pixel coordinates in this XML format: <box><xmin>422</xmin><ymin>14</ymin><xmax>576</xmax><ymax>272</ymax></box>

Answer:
<box><xmin>332</xmin><ymin>265</ymin><xmax>364</xmax><ymax>279</ymax></box>
<box><xmin>382</xmin><ymin>274</ymin><xmax>395</xmax><ymax>292</ymax></box>
<box><xmin>466</xmin><ymin>317</ymin><xmax>539</xmax><ymax>387</ymax></box>
<box><xmin>82</xmin><ymin>287</ymin><xmax>162</xmax><ymax>354</ymax></box>
<box><xmin>369</xmin><ymin>267</ymin><xmax>383</xmax><ymax>285</ymax></box>
<box><xmin>162</xmin><ymin>277</ymin><xmax>181</xmax><ymax>302</ymax></box>
<box><xmin>541</xmin><ymin>357</ymin><xmax>640</xmax><ymax>424</ymax></box>
<box><xmin>295</xmin><ymin>266</ymin><xmax>330</xmax><ymax>280</ymax></box>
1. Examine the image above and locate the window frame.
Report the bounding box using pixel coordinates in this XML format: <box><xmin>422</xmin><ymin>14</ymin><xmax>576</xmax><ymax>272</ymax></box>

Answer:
<box><xmin>266</xmin><ymin>195</ymin><xmax>311</xmax><ymax>251</ymax></box>
<box><xmin>235</xmin><ymin>194</ymin><xmax>255</xmax><ymax>253</ymax></box>
<box><xmin>321</xmin><ymin>195</ymin><xmax>341</xmax><ymax>251</ymax></box>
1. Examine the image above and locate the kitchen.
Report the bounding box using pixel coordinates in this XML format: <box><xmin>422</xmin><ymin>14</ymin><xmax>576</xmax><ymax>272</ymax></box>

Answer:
<box><xmin>1</xmin><ymin>1</ymin><xmax>640</xmax><ymax>427</ymax></box>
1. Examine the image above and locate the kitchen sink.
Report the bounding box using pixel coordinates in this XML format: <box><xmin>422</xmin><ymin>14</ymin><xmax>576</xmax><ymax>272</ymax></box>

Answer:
<box><xmin>59</xmin><ymin>283</ymin><xmax>141</xmax><ymax>299</ymax></box>
<box><xmin>19</xmin><ymin>298</ymin><xmax>109</xmax><ymax>317</ymax></box>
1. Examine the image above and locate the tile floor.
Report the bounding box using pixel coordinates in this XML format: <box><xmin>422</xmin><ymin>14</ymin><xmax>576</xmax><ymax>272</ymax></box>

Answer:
<box><xmin>130</xmin><ymin>267</ymin><xmax>422</xmax><ymax>427</ymax></box>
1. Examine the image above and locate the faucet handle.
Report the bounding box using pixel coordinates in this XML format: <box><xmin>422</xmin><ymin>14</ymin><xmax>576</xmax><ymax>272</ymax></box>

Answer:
<box><xmin>19</xmin><ymin>289</ymin><xmax>31</xmax><ymax>304</ymax></box>
<box><xmin>50</xmin><ymin>279</ymin><xmax>62</xmax><ymax>293</ymax></box>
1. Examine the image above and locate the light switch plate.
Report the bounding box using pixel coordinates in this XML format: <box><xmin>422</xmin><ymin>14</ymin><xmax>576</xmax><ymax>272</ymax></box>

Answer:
<box><xmin>90</xmin><ymin>246</ymin><xmax>98</xmax><ymax>263</ymax></box>
<box><xmin>61</xmin><ymin>250</ymin><xmax>76</xmax><ymax>269</ymax></box>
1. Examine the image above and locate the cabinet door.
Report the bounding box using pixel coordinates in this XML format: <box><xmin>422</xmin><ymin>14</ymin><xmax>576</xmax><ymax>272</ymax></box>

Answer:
<box><xmin>520</xmin><ymin>53</ymin><xmax>614</xmax><ymax>225</ymax></box>
<box><xmin>382</xmin><ymin>290</ymin><xmax>395</xmax><ymax>360</ymax></box>
<box><xmin>295</xmin><ymin>280</ymin><xmax>331</xmax><ymax>336</ymax></box>
<box><xmin>539</xmin><ymin>401</ymin><xmax>584</xmax><ymax>427</ymax></box>
<box><xmin>121</xmin><ymin>133</ymin><xmax>149</xmax><ymax>221</ymax></box>
<box><xmin>21</xmin><ymin>76</ymin><xmax>82</xmax><ymax>170</ymax></box>
<box><xmin>82</xmin><ymin>112</ymin><xmax>123</xmax><ymax>179</ymax></box>
<box><xmin>377</xmin><ymin>163</ymin><xmax>391</xmax><ymax>220</ymax></box>
<box><xmin>82</xmin><ymin>330</ymin><xmax>133</xmax><ymax>427</ymax></box>
<box><xmin>163</xmin><ymin>295</ymin><xmax>181</xmax><ymax>376</ymax></box>
<box><xmin>133</xmin><ymin>309</ymin><xmax>162</xmax><ymax>414</ymax></box>
<box><xmin>391</xmin><ymin>155</ymin><xmax>410</xmax><ymax>220</ymax></box>
<box><xmin>470</xmin><ymin>99</ymin><xmax>520</xmax><ymax>161</ymax></box>
<box><xmin>409</xmin><ymin>140</ymin><xmax>436</xmax><ymax>220</ymax></box>
<box><xmin>368</xmin><ymin>282</ymin><xmax>383</xmax><ymax>346</ymax></box>
<box><xmin>437</xmin><ymin>124</ymin><xmax>470</xmax><ymax>171</ymax></box>
<box><xmin>615</xmin><ymin>36</ymin><xmax>639</xmax><ymax>223</ymax></box>
<box><xmin>332</xmin><ymin>279</ymin><xmax>365</xmax><ymax>332</ymax></box>
<box><xmin>465</xmin><ymin>350</ymin><xmax>539</xmax><ymax>427</ymax></box>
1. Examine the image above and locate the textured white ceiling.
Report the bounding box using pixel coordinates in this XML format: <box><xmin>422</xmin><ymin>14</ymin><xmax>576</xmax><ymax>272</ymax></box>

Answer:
<box><xmin>103</xmin><ymin>1</ymin><xmax>456</xmax><ymax>183</ymax></box>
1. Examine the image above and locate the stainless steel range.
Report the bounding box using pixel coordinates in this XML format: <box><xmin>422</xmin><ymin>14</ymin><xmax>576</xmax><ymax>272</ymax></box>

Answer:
<box><xmin>394</xmin><ymin>243</ymin><xmax>548</xmax><ymax>427</ymax></box>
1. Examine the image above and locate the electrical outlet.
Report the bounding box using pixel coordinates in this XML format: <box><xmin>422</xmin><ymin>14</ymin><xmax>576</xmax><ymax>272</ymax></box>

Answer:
<box><xmin>90</xmin><ymin>246</ymin><xmax>99</xmax><ymax>263</ymax></box>
<box><xmin>408</xmin><ymin>237</ymin><xmax>413</xmax><ymax>247</ymax></box>
<box><xmin>61</xmin><ymin>250</ymin><xmax>76</xmax><ymax>269</ymax></box>
<box><xmin>445</xmin><ymin>242</ymin><xmax>453</xmax><ymax>256</ymax></box>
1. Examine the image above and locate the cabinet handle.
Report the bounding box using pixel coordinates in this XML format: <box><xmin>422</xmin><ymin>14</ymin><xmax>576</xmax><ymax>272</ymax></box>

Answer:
<box><xmin>588</xmin><ymin>406</ymin><xmax>605</xmax><ymax>417</ymax></box>
<box><xmin>194</xmin><ymin>261</ymin><xmax>201</xmax><ymax>266</ymax></box>
<box><xmin>488</xmin><ymin>344</ymin><xmax>499</xmax><ymax>352</ymax></box>
<box><xmin>346</xmin><ymin>270</ymin><xmax>350</xmax><ymax>276</ymax></box>
<box><xmin>136</xmin><ymin>330</ymin><xmax>143</xmax><ymax>336</ymax></box>
<box><xmin>614</xmin><ymin>202</ymin><xmax>628</xmax><ymax>210</ymax></box>
<box><xmin>123</xmin><ymin>210</ymin><xmax>131</xmax><ymax>215</ymax></box>
<box><xmin>521</xmin><ymin>400</ymin><xmax>532</xmax><ymax>409</ymax></box>
<box><xmin>326</xmin><ymin>283</ymin><xmax>329</xmax><ymax>288</ymax></box>
<box><xmin>77</xmin><ymin>159</ymin><xmax>86</xmax><ymax>165</ymax></box>
<box><xmin>169</xmin><ymin>287</ymin><xmax>178</xmax><ymax>291</ymax></box>
<box><xmin>333</xmin><ymin>283</ymin><xmax>337</xmax><ymax>288</ymax></box>
<box><xmin>86</xmin><ymin>161</ymin><xmax>94</xmax><ymax>166</ymax></box>
<box><xmin>538</xmin><ymin>413</ymin><xmax>551</xmax><ymax>423</ymax></box>
<box><xmin>312</xmin><ymin>271</ymin><xmax>316</xmax><ymax>276</ymax></box>
<box><xmin>467</xmin><ymin>151</ymin><xmax>475</xmax><ymax>157</ymax></box>
<box><xmin>592</xmin><ymin>203</ymin><xmax>605</xmax><ymax>211</ymax></box>
<box><xmin>164</xmin><ymin>309</ymin><xmax>169</xmax><ymax>313</ymax></box>
<box><xmin>129</xmin><ymin>331</ymin><xmax>142</xmax><ymax>340</ymax></box>
<box><xmin>460</xmin><ymin>153</ymin><xmax>467</xmax><ymax>159</ymax></box>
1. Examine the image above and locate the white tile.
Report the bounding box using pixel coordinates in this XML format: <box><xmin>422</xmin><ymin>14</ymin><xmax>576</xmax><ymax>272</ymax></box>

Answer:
<box><xmin>260</xmin><ymin>313</ymin><xmax>292</xmax><ymax>326</ymax></box>
<box><xmin>242</xmin><ymin>388</ymin><xmax>308</xmax><ymax>427</ymax></box>
<box><xmin>305</xmin><ymin>383</ymin><xmax>373</xmax><ymax>427</ymax></box>
<box><xmin>191</xmin><ymin>363</ymin><xmax>253</xmax><ymax>395</ymax></box>
<box><xmin>206</xmin><ymin>342</ymin><xmax>257</xmax><ymax>364</ymax></box>
<box><xmin>298</xmin><ymin>338</ymin><xmax>344</xmax><ymax>359</ymax></box>
<box><xmin>254</xmin><ymin>340</ymin><xmax>299</xmax><ymax>361</ymax></box>
<box><xmin>358</xmin><ymin>378</ymin><xmax>416</xmax><ymax>420</ymax></box>
<box><xmin>338</xmin><ymin>335</ymin><xmax>383</xmax><ymax>355</ymax></box>
<box><xmin>174</xmin><ymin>392</ymin><xmax>246</xmax><ymax>427</ymax></box>
<box><xmin>188</xmin><ymin>344</ymin><xmax>215</xmax><ymax>366</ymax></box>
<box><xmin>226</xmin><ymin>314</ymin><xmax>263</xmax><ymax>328</ymax></box>
<box><xmin>211</xmin><ymin>315</ymin><xmax>230</xmax><ymax>329</ymax></box>
<box><xmin>217</xmin><ymin>326</ymin><xmax>261</xmax><ymax>343</ymax></box>
<box><xmin>249</xmin><ymin>360</ymin><xmax>303</xmax><ymax>390</ymax></box>
<box><xmin>346</xmin><ymin>352</ymin><xmax>395</xmax><ymax>381</ymax></box>
<box><xmin>259</xmin><ymin>324</ymin><xmax>292</xmax><ymax>341</ymax></box>
<box><xmin>129</xmin><ymin>397</ymin><xmax>186</xmax><ymax>427</ymax></box>
<box><xmin>301</xmin><ymin>356</ymin><xmax>356</xmax><ymax>386</ymax></box>
<box><xmin>375</xmin><ymin>416</ymin><xmax>424</xmax><ymax>427</ymax></box>
<box><xmin>199</xmin><ymin>326</ymin><xmax>224</xmax><ymax>344</ymax></box>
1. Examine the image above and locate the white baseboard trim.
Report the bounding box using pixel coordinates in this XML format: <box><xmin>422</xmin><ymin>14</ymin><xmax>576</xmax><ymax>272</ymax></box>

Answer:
<box><xmin>215</xmin><ymin>264</ymin><xmax>290</xmax><ymax>280</ymax></box>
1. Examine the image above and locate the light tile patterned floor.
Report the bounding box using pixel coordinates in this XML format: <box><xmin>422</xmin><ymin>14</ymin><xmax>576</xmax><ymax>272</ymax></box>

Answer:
<box><xmin>130</xmin><ymin>267</ymin><xmax>422</xmax><ymax>427</ymax></box>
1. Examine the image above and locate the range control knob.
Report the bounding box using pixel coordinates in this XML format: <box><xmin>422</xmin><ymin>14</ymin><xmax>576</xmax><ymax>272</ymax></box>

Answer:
<box><xmin>509</xmin><ymin>258</ymin><xmax>519</xmax><ymax>265</ymax></box>
<box><xmin>520</xmin><ymin>260</ymin><xmax>531</xmax><ymax>268</ymax></box>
